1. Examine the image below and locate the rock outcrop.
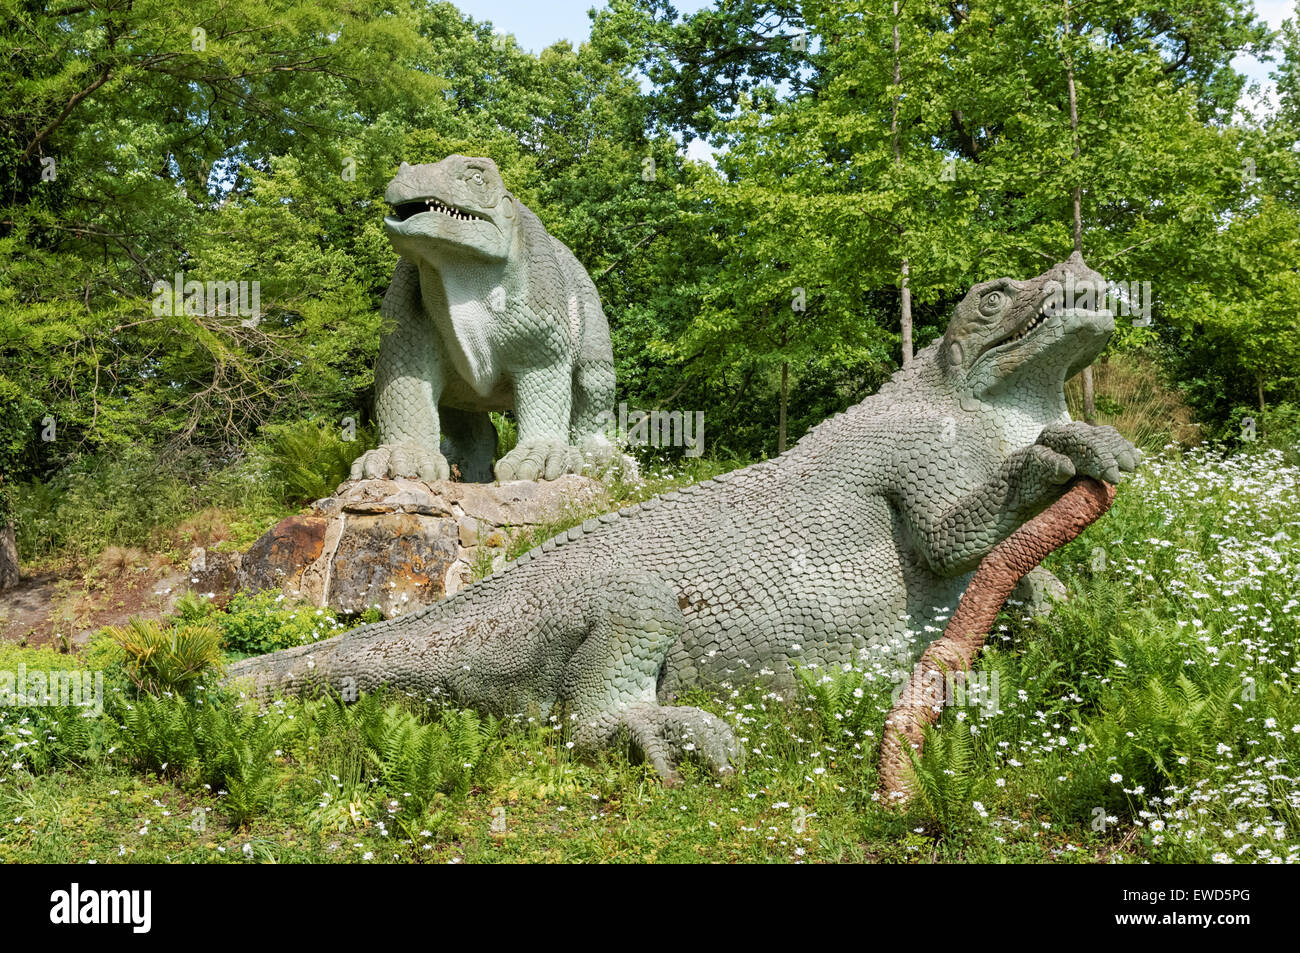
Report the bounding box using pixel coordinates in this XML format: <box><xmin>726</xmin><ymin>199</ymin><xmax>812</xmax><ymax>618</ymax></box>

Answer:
<box><xmin>190</xmin><ymin>476</ymin><xmax>605</xmax><ymax>616</ymax></box>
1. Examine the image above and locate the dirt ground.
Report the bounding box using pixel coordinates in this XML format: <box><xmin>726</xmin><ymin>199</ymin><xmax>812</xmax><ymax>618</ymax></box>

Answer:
<box><xmin>0</xmin><ymin>551</ymin><xmax>188</xmax><ymax>650</ymax></box>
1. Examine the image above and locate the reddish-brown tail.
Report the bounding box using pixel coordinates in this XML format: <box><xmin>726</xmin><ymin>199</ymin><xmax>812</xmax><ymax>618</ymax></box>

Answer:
<box><xmin>878</xmin><ymin>477</ymin><xmax>1116</xmax><ymax>806</ymax></box>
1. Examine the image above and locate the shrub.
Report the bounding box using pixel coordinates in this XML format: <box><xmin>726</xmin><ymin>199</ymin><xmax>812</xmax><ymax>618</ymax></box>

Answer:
<box><xmin>253</xmin><ymin>419</ymin><xmax>377</xmax><ymax>505</ymax></box>
<box><xmin>905</xmin><ymin>717</ymin><xmax>980</xmax><ymax>831</ymax></box>
<box><xmin>105</xmin><ymin>618</ymin><xmax>223</xmax><ymax>696</ymax></box>
<box><xmin>216</xmin><ymin>589</ymin><xmax>376</xmax><ymax>656</ymax></box>
<box><xmin>0</xmin><ymin>649</ymin><xmax>116</xmax><ymax>774</ymax></box>
<box><xmin>797</xmin><ymin>665</ymin><xmax>885</xmax><ymax>748</ymax></box>
<box><xmin>13</xmin><ymin>448</ymin><xmax>203</xmax><ymax>565</ymax></box>
<box><xmin>115</xmin><ymin>690</ymin><xmax>283</xmax><ymax>826</ymax></box>
<box><xmin>10</xmin><ymin>446</ymin><xmax>288</xmax><ymax>566</ymax></box>
<box><xmin>300</xmin><ymin>693</ymin><xmax>501</xmax><ymax>838</ymax></box>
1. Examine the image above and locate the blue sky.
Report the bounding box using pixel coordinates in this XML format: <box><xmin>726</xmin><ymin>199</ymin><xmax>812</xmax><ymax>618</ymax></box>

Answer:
<box><xmin>461</xmin><ymin>1</ymin><xmax>709</xmax><ymax>53</ymax></box>
<box><xmin>462</xmin><ymin>0</ymin><xmax>1294</xmax><ymax>118</ymax></box>
<box><xmin>1235</xmin><ymin>0</ymin><xmax>1295</xmax><ymax>114</ymax></box>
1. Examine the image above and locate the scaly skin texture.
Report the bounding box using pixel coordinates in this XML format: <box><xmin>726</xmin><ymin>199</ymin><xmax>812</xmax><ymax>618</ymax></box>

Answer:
<box><xmin>229</xmin><ymin>254</ymin><xmax>1139</xmax><ymax>781</ymax></box>
<box><xmin>350</xmin><ymin>155</ymin><xmax>615</xmax><ymax>484</ymax></box>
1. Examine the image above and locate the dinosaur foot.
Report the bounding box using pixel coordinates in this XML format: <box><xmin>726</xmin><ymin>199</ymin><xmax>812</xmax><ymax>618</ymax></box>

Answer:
<box><xmin>495</xmin><ymin>440</ymin><xmax>585</xmax><ymax>481</ymax></box>
<box><xmin>350</xmin><ymin>442</ymin><xmax>450</xmax><ymax>482</ymax></box>
<box><xmin>614</xmin><ymin>702</ymin><xmax>742</xmax><ymax>783</ymax></box>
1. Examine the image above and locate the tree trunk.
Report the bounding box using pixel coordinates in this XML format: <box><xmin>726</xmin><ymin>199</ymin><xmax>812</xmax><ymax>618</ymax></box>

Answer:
<box><xmin>1257</xmin><ymin>373</ymin><xmax>1266</xmax><ymax>413</ymax></box>
<box><xmin>892</xmin><ymin>3</ymin><xmax>913</xmax><ymax>368</ymax></box>
<box><xmin>778</xmin><ymin>359</ymin><xmax>789</xmax><ymax>454</ymax></box>
<box><xmin>878</xmin><ymin>478</ymin><xmax>1116</xmax><ymax>805</ymax></box>
<box><xmin>900</xmin><ymin>261</ymin><xmax>913</xmax><ymax>367</ymax></box>
<box><xmin>0</xmin><ymin>521</ymin><xmax>17</xmax><ymax>591</ymax></box>
<box><xmin>0</xmin><ymin>472</ymin><xmax>15</xmax><ymax>591</ymax></box>
<box><xmin>1080</xmin><ymin>366</ymin><xmax>1097</xmax><ymax>423</ymax></box>
<box><xmin>1063</xmin><ymin>2</ymin><xmax>1096</xmax><ymax>424</ymax></box>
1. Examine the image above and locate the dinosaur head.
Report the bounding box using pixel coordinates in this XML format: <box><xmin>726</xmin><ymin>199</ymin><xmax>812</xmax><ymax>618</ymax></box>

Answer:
<box><xmin>938</xmin><ymin>252</ymin><xmax>1113</xmax><ymax>400</ymax></box>
<box><xmin>383</xmin><ymin>155</ymin><xmax>517</xmax><ymax>264</ymax></box>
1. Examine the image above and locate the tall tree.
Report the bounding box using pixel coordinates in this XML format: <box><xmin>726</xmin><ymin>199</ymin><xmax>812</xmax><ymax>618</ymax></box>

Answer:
<box><xmin>1061</xmin><ymin>0</ymin><xmax>1095</xmax><ymax>420</ymax></box>
<box><xmin>890</xmin><ymin>0</ymin><xmax>914</xmax><ymax>366</ymax></box>
<box><xmin>946</xmin><ymin>0</ymin><xmax>1253</xmax><ymax>367</ymax></box>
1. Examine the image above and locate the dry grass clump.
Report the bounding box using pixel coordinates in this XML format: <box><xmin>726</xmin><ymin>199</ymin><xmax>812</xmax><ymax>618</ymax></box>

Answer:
<box><xmin>1067</xmin><ymin>354</ymin><xmax>1200</xmax><ymax>449</ymax></box>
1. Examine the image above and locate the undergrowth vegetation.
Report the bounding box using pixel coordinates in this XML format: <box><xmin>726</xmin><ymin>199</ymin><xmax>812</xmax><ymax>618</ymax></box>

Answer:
<box><xmin>0</xmin><ymin>444</ymin><xmax>1295</xmax><ymax>863</ymax></box>
<box><xmin>10</xmin><ymin>420</ymin><xmax>378</xmax><ymax>570</ymax></box>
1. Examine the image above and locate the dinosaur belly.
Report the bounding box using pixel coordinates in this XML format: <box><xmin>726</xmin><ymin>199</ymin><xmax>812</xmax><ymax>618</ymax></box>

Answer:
<box><xmin>440</xmin><ymin>375</ymin><xmax>513</xmax><ymax>412</ymax></box>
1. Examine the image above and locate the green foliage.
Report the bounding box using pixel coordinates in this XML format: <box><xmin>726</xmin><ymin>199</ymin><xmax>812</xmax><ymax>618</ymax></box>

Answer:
<box><xmin>298</xmin><ymin>694</ymin><xmax>501</xmax><ymax>837</ymax></box>
<box><xmin>217</xmin><ymin>590</ymin><xmax>360</xmax><ymax>657</ymax></box>
<box><xmin>105</xmin><ymin>618</ymin><xmax>224</xmax><ymax>697</ymax></box>
<box><xmin>490</xmin><ymin>412</ymin><xmax>518</xmax><ymax>460</ymax></box>
<box><xmin>11</xmin><ymin>446</ymin><xmax>289</xmax><ymax>566</ymax></box>
<box><xmin>13</xmin><ymin>449</ymin><xmax>204</xmax><ymax>564</ymax></box>
<box><xmin>1256</xmin><ymin>402</ymin><xmax>1300</xmax><ymax>460</ymax></box>
<box><xmin>906</xmin><ymin>717</ymin><xmax>980</xmax><ymax>832</ymax></box>
<box><xmin>797</xmin><ymin>665</ymin><xmax>884</xmax><ymax>747</ymax></box>
<box><xmin>115</xmin><ymin>690</ymin><xmax>284</xmax><ymax>826</ymax></box>
<box><xmin>107</xmin><ymin>687</ymin><xmax>501</xmax><ymax>830</ymax></box>
<box><xmin>254</xmin><ymin>420</ymin><xmax>378</xmax><ymax>505</ymax></box>
<box><xmin>0</xmin><ymin>650</ymin><xmax>116</xmax><ymax>774</ymax></box>
<box><xmin>1163</xmin><ymin>199</ymin><xmax>1300</xmax><ymax>436</ymax></box>
<box><xmin>172</xmin><ymin>590</ymin><xmax>217</xmax><ymax>625</ymax></box>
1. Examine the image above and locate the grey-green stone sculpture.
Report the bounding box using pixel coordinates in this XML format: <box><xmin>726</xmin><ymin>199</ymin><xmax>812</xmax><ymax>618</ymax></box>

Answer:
<box><xmin>350</xmin><ymin>155</ymin><xmax>615</xmax><ymax>484</ymax></box>
<box><xmin>230</xmin><ymin>254</ymin><xmax>1138</xmax><ymax>781</ymax></box>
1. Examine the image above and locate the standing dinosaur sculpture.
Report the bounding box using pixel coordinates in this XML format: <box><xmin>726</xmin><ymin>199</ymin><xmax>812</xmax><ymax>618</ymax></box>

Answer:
<box><xmin>230</xmin><ymin>254</ymin><xmax>1138</xmax><ymax>782</ymax></box>
<box><xmin>350</xmin><ymin>155</ymin><xmax>615</xmax><ymax>484</ymax></box>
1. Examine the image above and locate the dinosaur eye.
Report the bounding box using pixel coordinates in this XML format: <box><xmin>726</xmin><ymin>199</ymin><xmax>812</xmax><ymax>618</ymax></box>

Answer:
<box><xmin>979</xmin><ymin>291</ymin><xmax>1005</xmax><ymax>315</ymax></box>
<box><xmin>469</xmin><ymin>170</ymin><xmax>485</xmax><ymax>185</ymax></box>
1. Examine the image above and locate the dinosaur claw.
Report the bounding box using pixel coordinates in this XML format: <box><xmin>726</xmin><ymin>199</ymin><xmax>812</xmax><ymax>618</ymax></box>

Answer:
<box><xmin>614</xmin><ymin>703</ymin><xmax>743</xmax><ymax>780</ymax></box>
<box><xmin>1036</xmin><ymin>422</ymin><xmax>1140</xmax><ymax>489</ymax></box>
<box><xmin>351</xmin><ymin>443</ymin><xmax>450</xmax><ymax>482</ymax></box>
<box><xmin>495</xmin><ymin>440</ymin><xmax>586</xmax><ymax>482</ymax></box>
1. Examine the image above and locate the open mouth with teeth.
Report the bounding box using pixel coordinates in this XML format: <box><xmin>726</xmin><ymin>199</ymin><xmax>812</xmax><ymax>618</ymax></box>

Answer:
<box><xmin>1004</xmin><ymin>301</ymin><xmax>1055</xmax><ymax>345</ymax></box>
<box><xmin>390</xmin><ymin>197</ymin><xmax>486</xmax><ymax>224</ymax></box>
<box><xmin>980</xmin><ymin>294</ymin><xmax>1108</xmax><ymax>360</ymax></box>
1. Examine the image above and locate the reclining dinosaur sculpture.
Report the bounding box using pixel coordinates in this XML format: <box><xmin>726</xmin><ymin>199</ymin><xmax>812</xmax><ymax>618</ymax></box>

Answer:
<box><xmin>231</xmin><ymin>253</ymin><xmax>1138</xmax><ymax>781</ymax></box>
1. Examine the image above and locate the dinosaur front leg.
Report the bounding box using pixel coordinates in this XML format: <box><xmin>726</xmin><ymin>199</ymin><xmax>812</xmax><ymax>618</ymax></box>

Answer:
<box><xmin>561</xmin><ymin>573</ymin><xmax>741</xmax><ymax>782</ymax></box>
<box><xmin>900</xmin><ymin>422</ymin><xmax>1138</xmax><ymax>577</ymax></box>
<box><xmin>571</xmin><ymin>357</ymin><xmax>618</xmax><ymax>465</ymax></box>
<box><xmin>351</xmin><ymin>260</ymin><xmax>452</xmax><ymax>482</ymax></box>
<box><xmin>495</xmin><ymin>362</ymin><xmax>585</xmax><ymax>481</ymax></box>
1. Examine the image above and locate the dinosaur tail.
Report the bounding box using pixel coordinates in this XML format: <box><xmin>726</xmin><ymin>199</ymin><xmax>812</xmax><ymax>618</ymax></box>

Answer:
<box><xmin>222</xmin><ymin>609</ymin><xmax>432</xmax><ymax>704</ymax></box>
<box><xmin>223</xmin><ymin>636</ymin><xmax>348</xmax><ymax>704</ymax></box>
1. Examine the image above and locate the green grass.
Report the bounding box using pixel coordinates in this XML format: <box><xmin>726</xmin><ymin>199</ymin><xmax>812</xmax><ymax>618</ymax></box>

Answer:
<box><xmin>1</xmin><ymin>444</ymin><xmax>1297</xmax><ymax>863</ymax></box>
